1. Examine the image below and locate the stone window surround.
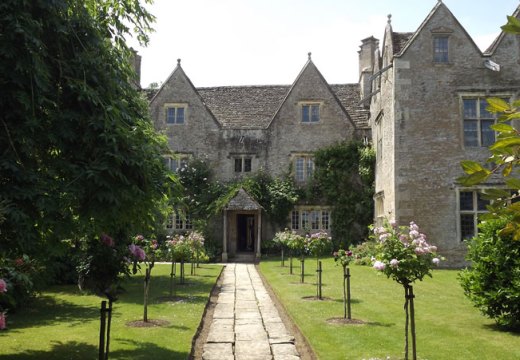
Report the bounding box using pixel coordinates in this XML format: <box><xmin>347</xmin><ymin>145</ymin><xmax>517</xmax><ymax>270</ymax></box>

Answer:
<box><xmin>164</xmin><ymin>102</ymin><xmax>188</xmax><ymax>125</ymax></box>
<box><xmin>166</xmin><ymin>210</ymin><xmax>193</xmax><ymax>231</ymax></box>
<box><xmin>298</xmin><ymin>101</ymin><xmax>323</xmax><ymax>123</ymax></box>
<box><xmin>291</xmin><ymin>152</ymin><xmax>315</xmax><ymax>183</ymax></box>
<box><xmin>229</xmin><ymin>153</ymin><xmax>257</xmax><ymax>174</ymax></box>
<box><xmin>455</xmin><ymin>187</ymin><xmax>496</xmax><ymax>242</ymax></box>
<box><xmin>431</xmin><ymin>27</ymin><xmax>453</xmax><ymax>65</ymax></box>
<box><xmin>289</xmin><ymin>206</ymin><xmax>331</xmax><ymax>232</ymax></box>
<box><xmin>459</xmin><ymin>92</ymin><xmax>512</xmax><ymax>148</ymax></box>
<box><xmin>163</xmin><ymin>153</ymin><xmax>191</xmax><ymax>172</ymax></box>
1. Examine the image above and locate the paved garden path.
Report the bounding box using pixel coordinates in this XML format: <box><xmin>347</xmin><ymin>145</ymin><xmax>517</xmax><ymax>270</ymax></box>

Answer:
<box><xmin>202</xmin><ymin>263</ymin><xmax>301</xmax><ymax>360</ymax></box>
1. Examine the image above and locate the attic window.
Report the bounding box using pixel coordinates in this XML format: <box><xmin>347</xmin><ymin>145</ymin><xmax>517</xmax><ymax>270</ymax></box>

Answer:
<box><xmin>433</xmin><ymin>36</ymin><xmax>449</xmax><ymax>63</ymax></box>
<box><xmin>301</xmin><ymin>104</ymin><xmax>320</xmax><ymax>123</ymax></box>
<box><xmin>165</xmin><ymin>104</ymin><xmax>186</xmax><ymax>124</ymax></box>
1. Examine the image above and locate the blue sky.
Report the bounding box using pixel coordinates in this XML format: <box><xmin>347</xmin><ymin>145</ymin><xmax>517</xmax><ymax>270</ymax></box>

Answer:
<box><xmin>132</xmin><ymin>0</ymin><xmax>519</xmax><ymax>88</ymax></box>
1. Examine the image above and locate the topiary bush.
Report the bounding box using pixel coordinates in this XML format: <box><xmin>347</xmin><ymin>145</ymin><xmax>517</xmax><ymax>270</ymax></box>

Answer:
<box><xmin>459</xmin><ymin>217</ymin><xmax>520</xmax><ymax>330</ymax></box>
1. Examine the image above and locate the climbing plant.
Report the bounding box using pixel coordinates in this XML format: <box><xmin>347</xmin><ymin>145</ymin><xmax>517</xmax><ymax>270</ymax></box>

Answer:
<box><xmin>312</xmin><ymin>141</ymin><xmax>375</xmax><ymax>247</ymax></box>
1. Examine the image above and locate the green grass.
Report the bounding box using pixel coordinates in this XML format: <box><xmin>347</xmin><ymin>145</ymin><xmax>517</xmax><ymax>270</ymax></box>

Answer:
<box><xmin>259</xmin><ymin>257</ymin><xmax>520</xmax><ymax>360</ymax></box>
<box><xmin>0</xmin><ymin>263</ymin><xmax>222</xmax><ymax>360</ymax></box>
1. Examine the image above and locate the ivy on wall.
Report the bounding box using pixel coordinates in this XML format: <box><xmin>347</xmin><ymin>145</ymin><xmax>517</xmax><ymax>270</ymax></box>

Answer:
<box><xmin>312</xmin><ymin>141</ymin><xmax>375</xmax><ymax>247</ymax></box>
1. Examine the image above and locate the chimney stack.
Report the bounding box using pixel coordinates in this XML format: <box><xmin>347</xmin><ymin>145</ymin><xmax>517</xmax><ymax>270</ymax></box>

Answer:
<box><xmin>358</xmin><ymin>36</ymin><xmax>379</xmax><ymax>107</ymax></box>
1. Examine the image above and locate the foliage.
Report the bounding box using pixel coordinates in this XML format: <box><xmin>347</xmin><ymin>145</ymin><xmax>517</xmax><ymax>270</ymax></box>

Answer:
<box><xmin>350</xmin><ymin>240</ymin><xmax>379</xmax><ymax>265</ymax></box>
<box><xmin>313</xmin><ymin>141</ymin><xmax>375</xmax><ymax>247</ymax></box>
<box><xmin>459</xmin><ymin>217</ymin><xmax>520</xmax><ymax>329</ymax></box>
<box><xmin>77</xmin><ymin>233</ymin><xmax>131</xmax><ymax>301</ymax></box>
<box><xmin>333</xmin><ymin>249</ymin><xmax>354</xmax><ymax>268</ymax></box>
<box><xmin>175</xmin><ymin>158</ymin><xmax>224</xmax><ymax>223</ymax></box>
<box><xmin>273</xmin><ymin>229</ymin><xmax>296</xmax><ymax>250</ymax></box>
<box><xmin>0</xmin><ymin>0</ymin><xmax>171</xmax><ymax>289</ymax></box>
<box><xmin>458</xmin><ymin>97</ymin><xmax>520</xmax><ymax>239</ymax></box>
<box><xmin>0</xmin><ymin>255</ymin><xmax>42</xmax><ymax>312</ymax></box>
<box><xmin>307</xmin><ymin>231</ymin><xmax>333</xmax><ymax>258</ymax></box>
<box><xmin>371</xmin><ymin>221</ymin><xmax>442</xmax><ymax>285</ymax></box>
<box><xmin>286</xmin><ymin>231</ymin><xmax>307</xmax><ymax>257</ymax></box>
<box><xmin>212</xmin><ymin>171</ymin><xmax>299</xmax><ymax>227</ymax></box>
<box><xmin>166</xmin><ymin>234</ymin><xmax>193</xmax><ymax>262</ymax></box>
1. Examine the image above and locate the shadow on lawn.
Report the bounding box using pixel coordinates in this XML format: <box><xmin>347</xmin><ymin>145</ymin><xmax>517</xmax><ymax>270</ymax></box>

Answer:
<box><xmin>1</xmin><ymin>296</ymin><xmax>99</xmax><ymax>330</ymax></box>
<box><xmin>0</xmin><ymin>340</ymin><xmax>96</xmax><ymax>359</ymax></box>
<box><xmin>0</xmin><ymin>339</ymin><xmax>188</xmax><ymax>360</ymax></box>
<box><xmin>482</xmin><ymin>323</ymin><xmax>520</xmax><ymax>336</ymax></box>
<box><xmin>117</xmin><ymin>274</ymin><xmax>213</xmax><ymax>306</ymax></box>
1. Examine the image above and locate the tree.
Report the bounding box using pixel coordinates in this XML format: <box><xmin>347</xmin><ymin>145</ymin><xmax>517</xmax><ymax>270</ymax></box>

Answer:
<box><xmin>0</xmin><ymin>0</ymin><xmax>170</xmax><ymax>270</ymax></box>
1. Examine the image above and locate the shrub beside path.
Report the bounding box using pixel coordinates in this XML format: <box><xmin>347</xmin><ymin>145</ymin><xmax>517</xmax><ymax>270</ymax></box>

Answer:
<box><xmin>201</xmin><ymin>263</ymin><xmax>301</xmax><ymax>360</ymax></box>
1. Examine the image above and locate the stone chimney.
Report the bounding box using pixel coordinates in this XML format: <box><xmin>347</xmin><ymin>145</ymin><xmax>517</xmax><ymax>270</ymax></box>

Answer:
<box><xmin>358</xmin><ymin>36</ymin><xmax>379</xmax><ymax>107</ymax></box>
<box><xmin>130</xmin><ymin>48</ymin><xmax>142</xmax><ymax>89</ymax></box>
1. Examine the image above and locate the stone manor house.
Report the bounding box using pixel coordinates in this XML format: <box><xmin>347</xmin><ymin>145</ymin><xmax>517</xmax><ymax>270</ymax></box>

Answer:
<box><xmin>147</xmin><ymin>1</ymin><xmax>520</xmax><ymax>265</ymax></box>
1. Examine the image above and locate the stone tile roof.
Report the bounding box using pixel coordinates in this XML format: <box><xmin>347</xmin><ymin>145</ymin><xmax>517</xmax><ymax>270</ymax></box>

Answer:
<box><xmin>225</xmin><ymin>188</ymin><xmax>263</xmax><ymax>210</ymax></box>
<box><xmin>197</xmin><ymin>85</ymin><xmax>289</xmax><ymax>129</ymax></box>
<box><xmin>146</xmin><ymin>83</ymin><xmax>369</xmax><ymax>129</ymax></box>
<box><xmin>329</xmin><ymin>84</ymin><xmax>370</xmax><ymax>129</ymax></box>
<box><xmin>392</xmin><ymin>32</ymin><xmax>414</xmax><ymax>55</ymax></box>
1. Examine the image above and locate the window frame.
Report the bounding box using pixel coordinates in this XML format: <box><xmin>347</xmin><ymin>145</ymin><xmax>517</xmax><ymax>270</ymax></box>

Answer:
<box><xmin>163</xmin><ymin>154</ymin><xmax>190</xmax><ymax>172</ymax></box>
<box><xmin>166</xmin><ymin>210</ymin><xmax>193</xmax><ymax>231</ymax></box>
<box><xmin>293</xmin><ymin>154</ymin><xmax>315</xmax><ymax>183</ymax></box>
<box><xmin>233</xmin><ymin>155</ymin><xmax>253</xmax><ymax>174</ymax></box>
<box><xmin>289</xmin><ymin>207</ymin><xmax>331</xmax><ymax>232</ymax></box>
<box><xmin>164</xmin><ymin>103</ymin><xmax>188</xmax><ymax>125</ymax></box>
<box><xmin>300</xmin><ymin>102</ymin><xmax>322</xmax><ymax>123</ymax></box>
<box><xmin>457</xmin><ymin>188</ymin><xmax>490</xmax><ymax>241</ymax></box>
<box><xmin>433</xmin><ymin>35</ymin><xmax>449</xmax><ymax>64</ymax></box>
<box><xmin>461</xmin><ymin>95</ymin><xmax>510</xmax><ymax>148</ymax></box>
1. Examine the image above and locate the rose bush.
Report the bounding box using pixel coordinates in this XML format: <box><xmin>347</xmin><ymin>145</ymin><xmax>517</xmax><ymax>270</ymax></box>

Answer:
<box><xmin>371</xmin><ymin>221</ymin><xmax>442</xmax><ymax>285</ymax></box>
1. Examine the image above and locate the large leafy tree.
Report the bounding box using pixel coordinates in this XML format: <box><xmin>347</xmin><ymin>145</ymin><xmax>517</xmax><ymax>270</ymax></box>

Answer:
<box><xmin>0</xmin><ymin>0</ymin><xmax>169</xmax><ymax>262</ymax></box>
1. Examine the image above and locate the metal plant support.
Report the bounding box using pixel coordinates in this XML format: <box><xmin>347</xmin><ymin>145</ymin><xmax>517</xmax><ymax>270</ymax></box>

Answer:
<box><xmin>404</xmin><ymin>284</ymin><xmax>417</xmax><ymax>360</ymax></box>
<box><xmin>169</xmin><ymin>261</ymin><xmax>176</xmax><ymax>297</ymax></box>
<box><xmin>98</xmin><ymin>299</ymin><xmax>113</xmax><ymax>360</ymax></box>
<box><xmin>300</xmin><ymin>256</ymin><xmax>305</xmax><ymax>283</ymax></box>
<box><xmin>343</xmin><ymin>266</ymin><xmax>351</xmax><ymax>319</ymax></box>
<box><xmin>316</xmin><ymin>261</ymin><xmax>323</xmax><ymax>299</ymax></box>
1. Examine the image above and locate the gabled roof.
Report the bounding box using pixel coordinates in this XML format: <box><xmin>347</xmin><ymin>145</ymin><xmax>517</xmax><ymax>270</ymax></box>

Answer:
<box><xmin>392</xmin><ymin>32</ymin><xmax>414</xmax><ymax>55</ymax></box>
<box><xmin>149</xmin><ymin>61</ymin><xmax>221</xmax><ymax>127</ymax></box>
<box><xmin>484</xmin><ymin>5</ymin><xmax>520</xmax><ymax>55</ymax></box>
<box><xmin>395</xmin><ymin>1</ymin><xmax>482</xmax><ymax>58</ymax></box>
<box><xmin>225</xmin><ymin>188</ymin><xmax>263</xmax><ymax>211</ymax></box>
<box><xmin>145</xmin><ymin>61</ymin><xmax>369</xmax><ymax>129</ymax></box>
<box><xmin>267</xmin><ymin>57</ymin><xmax>358</xmax><ymax>130</ymax></box>
<box><xmin>329</xmin><ymin>84</ymin><xmax>370</xmax><ymax>128</ymax></box>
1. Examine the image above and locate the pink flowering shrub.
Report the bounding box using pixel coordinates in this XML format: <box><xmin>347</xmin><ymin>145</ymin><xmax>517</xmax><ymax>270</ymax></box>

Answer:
<box><xmin>333</xmin><ymin>249</ymin><xmax>354</xmax><ymax>268</ymax></box>
<box><xmin>0</xmin><ymin>279</ymin><xmax>7</xmax><ymax>293</ymax></box>
<box><xmin>0</xmin><ymin>312</ymin><xmax>6</xmax><ymax>330</ymax></box>
<box><xmin>371</xmin><ymin>220</ymin><xmax>443</xmax><ymax>285</ymax></box>
<box><xmin>0</xmin><ymin>279</ymin><xmax>6</xmax><ymax>330</ymax></box>
<box><xmin>78</xmin><ymin>233</ymin><xmax>131</xmax><ymax>300</ymax></box>
<box><xmin>307</xmin><ymin>231</ymin><xmax>333</xmax><ymax>258</ymax></box>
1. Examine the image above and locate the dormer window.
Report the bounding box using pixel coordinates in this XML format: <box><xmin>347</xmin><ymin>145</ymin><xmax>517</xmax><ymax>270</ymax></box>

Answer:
<box><xmin>301</xmin><ymin>103</ymin><xmax>320</xmax><ymax>123</ymax></box>
<box><xmin>165</xmin><ymin>104</ymin><xmax>186</xmax><ymax>124</ymax></box>
<box><xmin>433</xmin><ymin>36</ymin><xmax>449</xmax><ymax>63</ymax></box>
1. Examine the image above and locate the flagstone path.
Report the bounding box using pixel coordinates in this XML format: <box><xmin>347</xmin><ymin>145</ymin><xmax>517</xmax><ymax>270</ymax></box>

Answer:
<box><xmin>201</xmin><ymin>263</ymin><xmax>301</xmax><ymax>360</ymax></box>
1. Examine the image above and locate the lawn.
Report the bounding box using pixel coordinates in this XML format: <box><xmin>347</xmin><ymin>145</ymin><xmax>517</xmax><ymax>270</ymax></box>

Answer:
<box><xmin>259</xmin><ymin>256</ymin><xmax>520</xmax><ymax>360</ymax></box>
<box><xmin>0</xmin><ymin>263</ymin><xmax>222</xmax><ymax>360</ymax></box>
